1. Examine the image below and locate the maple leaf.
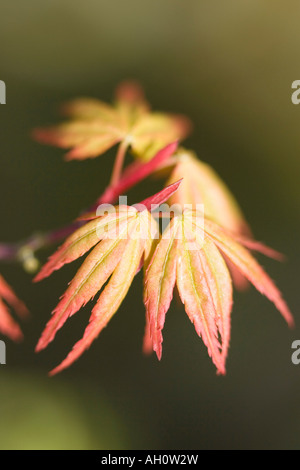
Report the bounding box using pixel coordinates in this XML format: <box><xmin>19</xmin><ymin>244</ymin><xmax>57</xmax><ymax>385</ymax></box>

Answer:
<box><xmin>144</xmin><ymin>209</ymin><xmax>293</xmax><ymax>375</ymax></box>
<box><xmin>34</xmin><ymin>181</ymin><xmax>182</xmax><ymax>375</ymax></box>
<box><xmin>32</xmin><ymin>81</ymin><xmax>191</xmax><ymax>162</ymax></box>
<box><xmin>0</xmin><ymin>275</ymin><xmax>29</xmax><ymax>341</ymax></box>
<box><xmin>165</xmin><ymin>149</ymin><xmax>254</xmax><ymax>290</ymax></box>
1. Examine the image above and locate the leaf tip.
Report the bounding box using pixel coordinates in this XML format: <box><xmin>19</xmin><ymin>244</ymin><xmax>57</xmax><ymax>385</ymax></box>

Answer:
<box><xmin>156</xmin><ymin>349</ymin><xmax>162</xmax><ymax>361</ymax></box>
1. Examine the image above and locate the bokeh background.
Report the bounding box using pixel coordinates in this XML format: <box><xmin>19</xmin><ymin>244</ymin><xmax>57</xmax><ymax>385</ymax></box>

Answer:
<box><xmin>0</xmin><ymin>0</ymin><xmax>299</xmax><ymax>450</ymax></box>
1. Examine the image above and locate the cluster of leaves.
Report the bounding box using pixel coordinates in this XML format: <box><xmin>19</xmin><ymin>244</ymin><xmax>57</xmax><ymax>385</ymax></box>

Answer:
<box><xmin>0</xmin><ymin>82</ymin><xmax>293</xmax><ymax>375</ymax></box>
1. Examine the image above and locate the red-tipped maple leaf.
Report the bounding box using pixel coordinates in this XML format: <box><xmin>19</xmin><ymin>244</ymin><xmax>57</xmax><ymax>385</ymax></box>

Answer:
<box><xmin>0</xmin><ymin>275</ymin><xmax>29</xmax><ymax>341</ymax></box>
<box><xmin>144</xmin><ymin>209</ymin><xmax>293</xmax><ymax>375</ymax></box>
<box><xmin>34</xmin><ymin>182</ymin><xmax>182</xmax><ymax>375</ymax></box>
<box><xmin>33</xmin><ymin>82</ymin><xmax>191</xmax><ymax>162</ymax></box>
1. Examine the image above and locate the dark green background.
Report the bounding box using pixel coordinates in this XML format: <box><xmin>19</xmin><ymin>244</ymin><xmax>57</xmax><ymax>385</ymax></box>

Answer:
<box><xmin>0</xmin><ymin>0</ymin><xmax>299</xmax><ymax>449</ymax></box>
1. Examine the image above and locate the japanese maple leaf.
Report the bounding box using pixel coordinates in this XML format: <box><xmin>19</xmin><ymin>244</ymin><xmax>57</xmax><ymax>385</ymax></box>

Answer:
<box><xmin>165</xmin><ymin>149</ymin><xmax>253</xmax><ymax>290</ymax></box>
<box><xmin>32</xmin><ymin>81</ymin><xmax>191</xmax><ymax>162</ymax></box>
<box><xmin>34</xmin><ymin>181</ymin><xmax>182</xmax><ymax>375</ymax></box>
<box><xmin>0</xmin><ymin>275</ymin><xmax>29</xmax><ymax>341</ymax></box>
<box><xmin>144</xmin><ymin>209</ymin><xmax>293</xmax><ymax>375</ymax></box>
